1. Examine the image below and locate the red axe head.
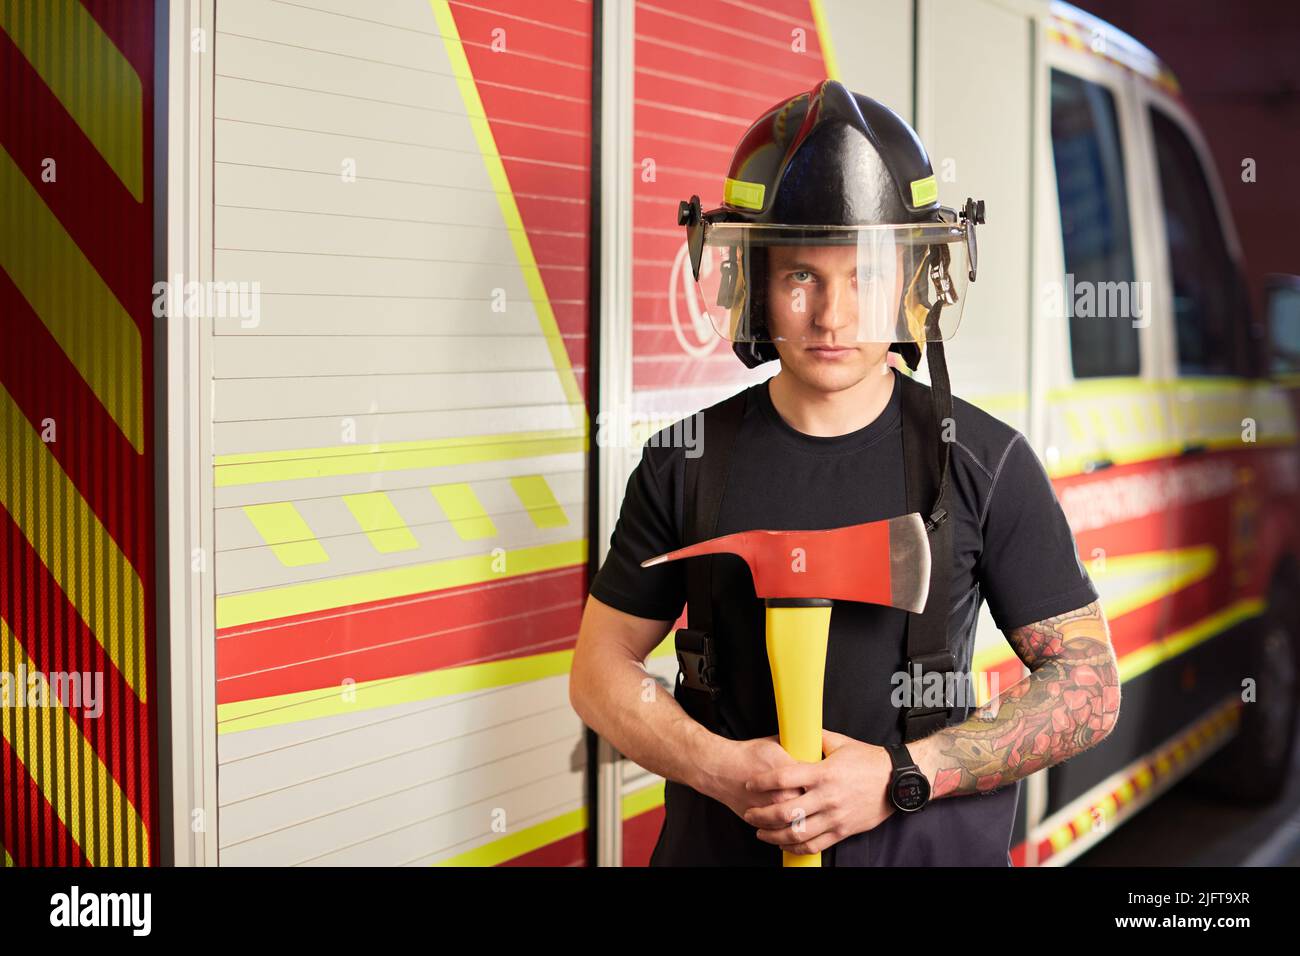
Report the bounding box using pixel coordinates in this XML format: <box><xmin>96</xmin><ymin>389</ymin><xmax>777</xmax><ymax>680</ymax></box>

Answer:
<box><xmin>642</xmin><ymin>514</ymin><xmax>931</xmax><ymax>612</ymax></box>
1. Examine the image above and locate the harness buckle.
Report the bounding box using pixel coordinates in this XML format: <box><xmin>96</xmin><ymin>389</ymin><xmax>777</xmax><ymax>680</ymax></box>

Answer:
<box><xmin>674</xmin><ymin>628</ymin><xmax>722</xmax><ymax>699</ymax></box>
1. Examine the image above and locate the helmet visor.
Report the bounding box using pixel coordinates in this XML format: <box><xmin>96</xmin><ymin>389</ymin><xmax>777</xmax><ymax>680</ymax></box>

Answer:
<box><xmin>695</xmin><ymin>221</ymin><xmax>971</xmax><ymax>347</ymax></box>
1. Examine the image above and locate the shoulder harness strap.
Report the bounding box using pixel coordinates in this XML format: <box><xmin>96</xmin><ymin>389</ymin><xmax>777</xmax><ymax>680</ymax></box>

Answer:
<box><xmin>676</xmin><ymin>387</ymin><xmax>749</xmax><ymax>733</ymax></box>
<box><xmin>898</xmin><ymin>339</ymin><xmax>957</xmax><ymax>743</ymax></box>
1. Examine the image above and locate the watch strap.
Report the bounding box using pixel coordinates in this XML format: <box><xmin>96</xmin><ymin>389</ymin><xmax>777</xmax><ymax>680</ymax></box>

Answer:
<box><xmin>887</xmin><ymin>742</ymin><xmax>917</xmax><ymax>774</ymax></box>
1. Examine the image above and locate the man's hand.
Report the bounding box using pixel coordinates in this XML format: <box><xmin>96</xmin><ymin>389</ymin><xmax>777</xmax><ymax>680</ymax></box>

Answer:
<box><xmin>695</xmin><ymin>735</ymin><xmax>806</xmax><ymax>821</ymax></box>
<box><xmin>741</xmin><ymin>730</ymin><xmax>894</xmax><ymax>856</ymax></box>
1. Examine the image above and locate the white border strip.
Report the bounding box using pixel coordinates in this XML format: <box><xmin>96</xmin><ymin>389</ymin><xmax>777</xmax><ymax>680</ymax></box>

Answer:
<box><xmin>165</xmin><ymin>0</ymin><xmax>218</xmax><ymax>866</ymax></box>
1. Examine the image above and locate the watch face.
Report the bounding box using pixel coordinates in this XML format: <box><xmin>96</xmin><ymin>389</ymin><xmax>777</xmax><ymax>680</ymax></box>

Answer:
<box><xmin>893</xmin><ymin>770</ymin><xmax>930</xmax><ymax>812</ymax></box>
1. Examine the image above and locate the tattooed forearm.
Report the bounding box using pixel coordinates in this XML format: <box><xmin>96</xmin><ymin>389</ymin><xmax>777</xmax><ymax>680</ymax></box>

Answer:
<box><xmin>912</xmin><ymin>600</ymin><xmax>1121</xmax><ymax>798</ymax></box>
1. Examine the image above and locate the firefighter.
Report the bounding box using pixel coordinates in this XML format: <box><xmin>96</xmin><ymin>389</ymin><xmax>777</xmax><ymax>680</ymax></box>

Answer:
<box><xmin>570</xmin><ymin>80</ymin><xmax>1120</xmax><ymax>866</ymax></box>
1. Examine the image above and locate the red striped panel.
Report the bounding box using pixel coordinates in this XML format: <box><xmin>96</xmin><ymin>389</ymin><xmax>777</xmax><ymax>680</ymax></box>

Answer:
<box><xmin>632</xmin><ymin>0</ymin><xmax>829</xmax><ymax>392</ymax></box>
<box><xmin>0</xmin><ymin>272</ymin><xmax>148</xmax><ymax>571</ymax></box>
<box><xmin>0</xmin><ymin>29</ymin><xmax>144</xmax><ymax>308</ymax></box>
<box><xmin>0</xmin><ymin>508</ymin><xmax>151</xmax><ymax>823</ymax></box>
<box><xmin>0</xmin><ymin>0</ymin><xmax>158</xmax><ymax>865</ymax></box>
<box><xmin>0</xmin><ymin>737</ymin><xmax>90</xmax><ymax>867</ymax></box>
<box><xmin>450</xmin><ymin>1</ymin><xmax>593</xmax><ymax>368</ymax></box>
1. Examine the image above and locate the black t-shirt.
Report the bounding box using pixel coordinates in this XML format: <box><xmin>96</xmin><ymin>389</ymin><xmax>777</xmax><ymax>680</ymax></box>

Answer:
<box><xmin>589</xmin><ymin>367</ymin><xmax>1099</xmax><ymax>866</ymax></box>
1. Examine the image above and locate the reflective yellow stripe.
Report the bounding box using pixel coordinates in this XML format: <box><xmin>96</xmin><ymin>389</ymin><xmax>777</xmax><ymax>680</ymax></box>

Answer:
<box><xmin>343</xmin><ymin>492</ymin><xmax>419</xmax><ymax>553</ymax></box>
<box><xmin>1</xmin><ymin>844</ymin><xmax>10</xmax><ymax>867</ymax></box>
<box><xmin>242</xmin><ymin>503</ymin><xmax>329</xmax><ymax>567</ymax></box>
<box><xmin>429</xmin><ymin>0</ymin><xmax>586</xmax><ymax>435</ymax></box>
<box><xmin>723</xmin><ymin>177</ymin><xmax>766</xmax><ymax>211</ymax></box>
<box><xmin>0</xmin><ymin>147</ymin><xmax>144</xmax><ymax>451</ymax></box>
<box><xmin>433</xmin><ymin>806</ymin><xmax>585</xmax><ymax>867</ymax></box>
<box><xmin>431</xmin><ymin>483</ymin><xmax>497</xmax><ymax>541</ymax></box>
<box><xmin>1120</xmin><ymin>598</ymin><xmax>1265</xmax><ymax>684</ymax></box>
<box><xmin>213</xmin><ymin>429</ymin><xmax>586</xmax><ymax>487</ymax></box>
<box><xmin>215</xmin><ymin>537</ymin><xmax>585</xmax><ymax>629</ymax></box>
<box><xmin>0</xmin><ymin>618</ymin><xmax>147</xmax><ymax>866</ymax></box>
<box><xmin>973</xmin><ymin>579</ymin><xmax>1259</xmax><ymax>684</ymax></box>
<box><xmin>218</xmin><ymin>642</ymin><xmax>578</xmax><ymax>734</ymax></box>
<box><xmin>1039</xmin><ymin>700</ymin><xmax>1239</xmax><ymax>860</ymax></box>
<box><xmin>510</xmin><ymin>475</ymin><xmax>568</xmax><ymax>529</ymax></box>
<box><xmin>809</xmin><ymin>0</ymin><xmax>840</xmax><ymax>81</ymax></box>
<box><xmin>0</xmin><ymin>0</ymin><xmax>143</xmax><ymax>200</ymax></box>
<box><xmin>909</xmin><ymin>175</ymin><xmax>938</xmax><ymax>207</ymax></box>
<box><xmin>623</xmin><ymin>779</ymin><xmax>666</xmax><ymax>820</ymax></box>
<box><xmin>0</xmin><ymin>385</ymin><xmax>146</xmax><ymax>700</ymax></box>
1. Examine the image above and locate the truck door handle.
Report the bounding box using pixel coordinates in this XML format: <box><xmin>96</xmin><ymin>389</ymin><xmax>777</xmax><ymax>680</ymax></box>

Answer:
<box><xmin>1180</xmin><ymin>442</ymin><xmax>1208</xmax><ymax>456</ymax></box>
<box><xmin>1084</xmin><ymin>457</ymin><xmax>1114</xmax><ymax>472</ymax></box>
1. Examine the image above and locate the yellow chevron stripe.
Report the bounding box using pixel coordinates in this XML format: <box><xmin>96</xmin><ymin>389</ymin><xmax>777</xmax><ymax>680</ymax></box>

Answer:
<box><xmin>430</xmin><ymin>0</ymin><xmax>588</xmax><ymax>437</ymax></box>
<box><xmin>0</xmin><ymin>0</ymin><xmax>143</xmax><ymax>201</ymax></box>
<box><xmin>433</xmin><ymin>806</ymin><xmax>586</xmax><ymax>867</ymax></box>
<box><xmin>0</xmin><ymin>146</ymin><xmax>144</xmax><ymax>451</ymax></box>
<box><xmin>214</xmin><ymin>429</ymin><xmax>586</xmax><ymax>486</ymax></box>
<box><xmin>0</xmin><ymin>384</ymin><xmax>146</xmax><ymax>700</ymax></box>
<box><xmin>510</xmin><ymin>475</ymin><xmax>568</xmax><ymax>529</ymax></box>
<box><xmin>0</xmin><ymin>618</ymin><xmax>148</xmax><ymax>866</ymax></box>
<box><xmin>215</xmin><ymin>537</ymin><xmax>585</xmax><ymax>629</ymax></box>
<box><xmin>218</xmin><ymin>644</ymin><xmax>578</xmax><ymax>734</ymax></box>
<box><xmin>243</xmin><ymin>502</ymin><xmax>329</xmax><ymax>567</ymax></box>
<box><xmin>1</xmin><ymin>843</ymin><xmax>11</xmax><ymax>867</ymax></box>
<box><xmin>431</xmin><ymin>483</ymin><xmax>497</xmax><ymax>541</ymax></box>
<box><xmin>343</xmin><ymin>492</ymin><xmax>419</xmax><ymax>553</ymax></box>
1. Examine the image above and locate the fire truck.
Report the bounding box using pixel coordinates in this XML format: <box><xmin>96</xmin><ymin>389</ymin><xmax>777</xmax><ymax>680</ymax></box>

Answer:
<box><xmin>0</xmin><ymin>0</ymin><xmax>1295</xmax><ymax>867</ymax></box>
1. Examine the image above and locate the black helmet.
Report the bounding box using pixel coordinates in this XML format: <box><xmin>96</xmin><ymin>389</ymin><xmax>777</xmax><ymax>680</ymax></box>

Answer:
<box><xmin>677</xmin><ymin>79</ymin><xmax>983</xmax><ymax>370</ymax></box>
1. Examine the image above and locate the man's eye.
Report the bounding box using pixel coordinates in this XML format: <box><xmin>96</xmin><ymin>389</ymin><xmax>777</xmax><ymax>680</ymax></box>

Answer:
<box><xmin>789</xmin><ymin>271</ymin><xmax>814</xmax><ymax>282</ymax></box>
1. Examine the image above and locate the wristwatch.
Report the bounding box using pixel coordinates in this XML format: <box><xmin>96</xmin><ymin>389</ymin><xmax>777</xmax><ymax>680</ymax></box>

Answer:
<box><xmin>886</xmin><ymin>742</ymin><xmax>931</xmax><ymax>813</ymax></box>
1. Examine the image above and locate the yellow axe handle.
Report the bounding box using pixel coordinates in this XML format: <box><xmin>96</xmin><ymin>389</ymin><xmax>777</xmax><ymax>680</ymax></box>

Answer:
<box><xmin>764</xmin><ymin>601</ymin><xmax>832</xmax><ymax>868</ymax></box>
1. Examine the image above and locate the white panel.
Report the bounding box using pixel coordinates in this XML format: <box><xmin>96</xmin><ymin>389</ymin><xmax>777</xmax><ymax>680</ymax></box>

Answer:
<box><xmin>820</xmin><ymin>0</ymin><xmax>914</xmax><ymax>121</ymax></box>
<box><xmin>217</xmin><ymin>677</ymin><xmax>585</xmax><ymax>866</ymax></box>
<box><xmin>211</xmin><ymin>404</ymin><xmax>579</xmax><ymax>456</ymax></box>
<box><xmin>212</xmin><ymin>334</ymin><xmax>552</xmax><ymax>377</ymax></box>
<box><xmin>214</xmin><ymin>370</ymin><xmax>569</xmax><ymax>421</ymax></box>
<box><xmin>917</xmin><ymin>0</ymin><xmax>1033</xmax><ymax>428</ymax></box>
<box><xmin>211</xmin><ymin>0</ymin><xmax>591</xmax><ymax>868</ymax></box>
<box><xmin>213</xmin><ymin>162</ymin><xmax>504</xmax><ymax>226</ymax></box>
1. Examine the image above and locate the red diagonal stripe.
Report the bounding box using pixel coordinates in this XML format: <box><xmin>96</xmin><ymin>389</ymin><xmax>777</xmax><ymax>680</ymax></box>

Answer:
<box><xmin>1</xmin><ymin>736</ymin><xmax>90</xmax><ymax>867</ymax></box>
<box><xmin>0</xmin><ymin>28</ymin><xmax>148</xmax><ymax>314</ymax></box>
<box><xmin>0</xmin><ymin>506</ymin><xmax>150</xmax><ymax>827</ymax></box>
<box><xmin>0</xmin><ymin>272</ymin><xmax>149</xmax><ymax>573</ymax></box>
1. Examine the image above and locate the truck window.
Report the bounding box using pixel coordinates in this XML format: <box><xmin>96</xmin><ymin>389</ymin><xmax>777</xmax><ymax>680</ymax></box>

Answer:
<box><xmin>1269</xmin><ymin>282</ymin><xmax>1300</xmax><ymax>376</ymax></box>
<box><xmin>1149</xmin><ymin>107</ymin><xmax>1250</xmax><ymax>377</ymax></box>
<box><xmin>1049</xmin><ymin>69</ymin><xmax>1140</xmax><ymax>379</ymax></box>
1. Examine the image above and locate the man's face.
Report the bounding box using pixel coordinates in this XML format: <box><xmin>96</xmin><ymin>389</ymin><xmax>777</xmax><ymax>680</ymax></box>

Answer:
<box><xmin>764</xmin><ymin>242</ymin><xmax>906</xmax><ymax>392</ymax></box>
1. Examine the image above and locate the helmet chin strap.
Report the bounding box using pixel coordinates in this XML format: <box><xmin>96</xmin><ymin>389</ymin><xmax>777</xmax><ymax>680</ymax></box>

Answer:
<box><xmin>920</xmin><ymin>300</ymin><xmax>953</xmax><ymax>530</ymax></box>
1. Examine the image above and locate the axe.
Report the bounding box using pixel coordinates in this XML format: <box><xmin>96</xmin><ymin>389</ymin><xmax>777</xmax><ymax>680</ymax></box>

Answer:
<box><xmin>642</xmin><ymin>513</ymin><xmax>932</xmax><ymax>867</ymax></box>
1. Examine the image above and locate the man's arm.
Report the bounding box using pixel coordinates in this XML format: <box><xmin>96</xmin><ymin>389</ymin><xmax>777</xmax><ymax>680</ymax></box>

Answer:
<box><xmin>569</xmin><ymin>594</ymin><xmax>722</xmax><ymax>792</ymax></box>
<box><xmin>910</xmin><ymin>599</ymin><xmax>1121</xmax><ymax>797</ymax></box>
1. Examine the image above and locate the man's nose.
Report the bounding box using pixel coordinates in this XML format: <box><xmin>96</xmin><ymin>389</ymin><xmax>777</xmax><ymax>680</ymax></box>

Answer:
<box><xmin>814</xmin><ymin>278</ymin><xmax>856</xmax><ymax>331</ymax></box>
